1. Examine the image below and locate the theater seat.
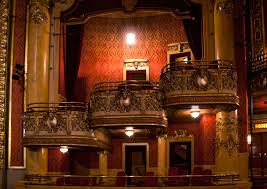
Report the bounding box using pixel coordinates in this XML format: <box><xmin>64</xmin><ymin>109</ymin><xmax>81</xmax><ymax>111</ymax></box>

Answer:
<box><xmin>116</xmin><ymin>171</ymin><xmax>126</xmax><ymax>186</ymax></box>
<box><xmin>144</xmin><ymin>172</ymin><xmax>157</xmax><ymax>186</ymax></box>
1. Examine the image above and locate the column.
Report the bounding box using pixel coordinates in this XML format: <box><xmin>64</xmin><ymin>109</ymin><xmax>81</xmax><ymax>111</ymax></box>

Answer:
<box><xmin>214</xmin><ymin>0</ymin><xmax>234</xmax><ymax>61</ymax></box>
<box><xmin>215</xmin><ymin>111</ymin><xmax>239</xmax><ymax>173</ymax></box>
<box><xmin>99</xmin><ymin>151</ymin><xmax>108</xmax><ymax>176</ymax></box>
<box><xmin>157</xmin><ymin>136</ymin><xmax>166</xmax><ymax>176</ymax></box>
<box><xmin>26</xmin><ymin>148</ymin><xmax>48</xmax><ymax>174</ymax></box>
<box><xmin>26</xmin><ymin>0</ymin><xmax>50</xmax><ymax>174</ymax></box>
<box><xmin>26</xmin><ymin>0</ymin><xmax>50</xmax><ymax>105</ymax></box>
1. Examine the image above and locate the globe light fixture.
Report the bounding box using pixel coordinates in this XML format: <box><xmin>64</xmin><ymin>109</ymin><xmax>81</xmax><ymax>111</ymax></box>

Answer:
<box><xmin>125</xmin><ymin>127</ymin><xmax>134</xmax><ymax>137</ymax></box>
<box><xmin>60</xmin><ymin>146</ymin><xmax>68</xmax><ymax>153</ymax></box>
<box><xmin>190</xmin><ymin>105</ymin><xmax>200</xmax><ymax>118</ymax></box>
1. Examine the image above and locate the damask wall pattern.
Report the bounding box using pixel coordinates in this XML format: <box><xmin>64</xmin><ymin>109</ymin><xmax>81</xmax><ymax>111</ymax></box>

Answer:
<box><xmin>10</xmin><ymin>0</ymin><xmax>27</xmax><ymax>167</ymax></box>
<box><xmin>75</xmin><ymin>14</ymin><xmax>187</xmax><ymax>101</ymax></box>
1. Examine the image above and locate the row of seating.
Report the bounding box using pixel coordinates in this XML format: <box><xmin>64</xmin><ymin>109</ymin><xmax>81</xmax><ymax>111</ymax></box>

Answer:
<box><xmin>55</xmin><ymin>167</ymin><xmax>213</xmax><ymax>186</ymax></box>
<box><xmin>56</xmin><ymin>177</ymin><xmax>96</xmax><ymax>186</ymax></box>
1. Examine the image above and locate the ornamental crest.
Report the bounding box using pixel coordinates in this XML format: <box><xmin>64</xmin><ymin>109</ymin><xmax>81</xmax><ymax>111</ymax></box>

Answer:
<box><xmin>30</xmin><ymin>6</ymin><xmax>47</xmax><ymax>24</ymax></box>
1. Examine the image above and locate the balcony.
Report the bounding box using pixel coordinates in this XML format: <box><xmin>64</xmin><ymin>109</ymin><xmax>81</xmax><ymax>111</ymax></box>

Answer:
<box><xmin>251</xmin><ymin>53</ymin><xmax>267</xmax><ymax>96</ymax></box>
<box><xmin>160</xmin><ymin>60</ymin><xmax>239</xmax><ymax>112</ymax></box>
<box><xmin>23</xmin><ymin>102</ymin><xmax>111</xmax><ymax>150</ymax></box>
<box><xmin>90</xmin><ymin>80</ymin><xmax>167</xmax><ymax>129</ymax></box>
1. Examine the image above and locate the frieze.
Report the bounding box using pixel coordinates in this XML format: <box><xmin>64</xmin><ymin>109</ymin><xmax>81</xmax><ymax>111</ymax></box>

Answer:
<box><xmin>91</xmin><ymin>87</ymin><xmax>163</xmax><ymax>114</ymax></box>
<box><xmin>216</xmin><ymin>0</ymin><xmax>234</xmax><ymax>15</ymax></box>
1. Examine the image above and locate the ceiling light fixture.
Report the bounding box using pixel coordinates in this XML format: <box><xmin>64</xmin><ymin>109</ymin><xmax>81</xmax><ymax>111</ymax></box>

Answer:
<box><xmin>190</xmin><ymin>105</ymin><xmax>200</xmax><ymax>118</ymax></box>
<box><xmin>247</xmin><ymin>134</ymin><xmax>251</xmax><ymax>145</ymax></box>
<box><xmin>126</xmin><ymin>33</ymin><xmax>135</xmax><ymax>45</ymax></box>
<box><xmin>60</xmin><ymin>146</ymin><xmax>68</xmax><ymax>153</ymax></box>
<box><xmin>125</xmin><ymin>127</ymin><xmax>134</xmax><ymax>137</ymax></box>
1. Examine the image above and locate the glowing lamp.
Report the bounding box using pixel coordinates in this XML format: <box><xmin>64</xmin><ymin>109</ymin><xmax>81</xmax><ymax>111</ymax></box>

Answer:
<box><xmin>60</xmin><ymin>146</ymin><xmax>68</xmax><ymax>153</ymax></box>
<box><xmin>126</xmin><ymin>33</ymin><xmax>135</xmax><ymax>45</ymax></box>
<box><xmin>190</xmin><ymin>105</ymin><xmax>200</xmax><ymax>118</ymax></box>
<box><xmin>125</xmin><ymin>127</ymin><xmax>134</xmax><ymax>137</ymax></box>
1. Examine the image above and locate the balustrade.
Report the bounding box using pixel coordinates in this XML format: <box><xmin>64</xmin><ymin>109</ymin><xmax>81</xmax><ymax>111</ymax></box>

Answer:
<box><xmin>160</xmin><ymin>60</ymin><xmax>239</xmax><ymax>111</ymax></box>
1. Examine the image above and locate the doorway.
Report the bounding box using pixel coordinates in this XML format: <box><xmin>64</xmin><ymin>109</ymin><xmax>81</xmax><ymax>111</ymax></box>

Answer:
<box><xmin>169</xmin><ymin>142</ymin><xmax>192</xmax><ymax>174</ymax></box>
<box><xmin>251</xmin><ymin>132</ymin><xmax>267</xmax><ymax>176</ymax></box>
<box><xmin>124</xmin><ymin>144</ymin><xmax>147</xmax><ymax>185</ymax></box>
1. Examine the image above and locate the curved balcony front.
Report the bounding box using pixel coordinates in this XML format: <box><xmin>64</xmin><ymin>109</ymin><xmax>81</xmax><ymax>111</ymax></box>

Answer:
<box><xmin>160</xmin><ymin>60</ymin><xmax>239</xmax><ymax>111</ymax></box>
<box><xmin>23</xmin><ymin>102</ymin><xmax>111</xmax><ymax>151</ymax></box>
<box><xmin>90</xmin><ymin>80</ymin><xmax>167</xmax><ymax>128</ymax></box>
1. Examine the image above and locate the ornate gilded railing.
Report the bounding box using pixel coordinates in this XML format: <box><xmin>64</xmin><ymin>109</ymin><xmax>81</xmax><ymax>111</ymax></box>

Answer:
<box><xmin>23</xmin><ymin>102</ymin><xmax>110</xmax><ymax>150</ymax></box>
<box><xmin>90</xmin><ymin>80</ymin><xmax>167</xmax><ymax>128</ymax></box>
<box><xmin>250</xmin><ymin>53</ymin><xmax>267</xmax><ymax>73</ymax></box>
<box><xmin>160</xmin><ymin>60</ymin><xmax>239</xmax><ymax>111</ymax></box>
<box><xmin>250</xmin><ymin>53</ymin><xmax>267</xmax><ymax>95</ymax></box>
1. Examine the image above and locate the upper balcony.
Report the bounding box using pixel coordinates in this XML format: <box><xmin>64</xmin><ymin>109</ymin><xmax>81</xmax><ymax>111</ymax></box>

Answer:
<box><xmin>23</xmin><ymin>102</ymin><xmax>111</xmax><ymax>151</ymax></box>
<box><xmin>90</xmin><ymin>80</ymin><xmax>167</xmax><ymax>129</ymax></box>
<box><xmin>160</xmin><ymin>60</ymin><xmax>239</xmax><ymax>112</ymax></box>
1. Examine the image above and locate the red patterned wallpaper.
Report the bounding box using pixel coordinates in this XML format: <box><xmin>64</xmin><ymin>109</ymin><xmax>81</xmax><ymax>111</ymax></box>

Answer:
<box><xmin>199</xmin><ymin>114</ymin><xmax>216</xmax><ymax>165</ymax></box>
<box><xmin>10</xmin><ymin>0</ymin><xmax>26</xmax><ymax>166</ymax></box>
<box><xmin>108</xmin><ymin>138</ymin><xmax>157</xmax><ymax>169</ymax></box>
<box><xmin>74</xmin><ymin>14</ymin><xmax>187</xmax><ymax>101</ymax></box>
<box><xmin>48</xmin><ymin>148</ymin><xmax>70</xmax><ymax>172</ymax></box>
<box><xmin>168</xmin><ymin>116</ymin><xmax>216</xmax><ymax>165</ymax></box>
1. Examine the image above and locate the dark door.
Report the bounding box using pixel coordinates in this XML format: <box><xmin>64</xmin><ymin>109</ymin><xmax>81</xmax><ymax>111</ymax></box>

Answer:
<box><xmin>169</xmin><ymin>142</ymin><xmax>191</xmax><ymax>174</ymax></box>
<box><xmin>252</xmin><ymin>133</ymin><xmax>267</xmax><ymax>176</ymax></box>
<box><xmin>125</xmin><ymin>145</ymin><xmax>146</xmax><ymax>185</ymax></box>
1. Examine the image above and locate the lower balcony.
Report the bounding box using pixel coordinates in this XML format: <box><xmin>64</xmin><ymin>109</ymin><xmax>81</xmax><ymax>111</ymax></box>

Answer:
<box><xmin>160</xmin><ymin>60</ymin><xmax>239</xmax><ymax>112</ymax></box>
<box><xmin>23</xmin><ymin>102</ymin><xmax>111</xmax><ymax>151</ymax></box>
<box><xmin>90</xmin><ymin>81</ymin><xmax>167</xmax><ymax>130</ymax></box>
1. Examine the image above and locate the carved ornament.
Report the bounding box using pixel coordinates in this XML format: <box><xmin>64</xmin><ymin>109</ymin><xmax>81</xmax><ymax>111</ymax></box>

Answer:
<box><xmin>216</xmin><ymin>0</ymin><xmax>234</xmax><ymax>15</ymax></box>
<box><xmin>30</xmin><ymin>6</ymin><xmax>48</xmax><ymax>24</ymax></box>
<box><xmin>122</xmin><ymin>0</ymin><xmax>137</xmax><ymax>12</ymax></box>
<box><xmin>216</xmin><ymin>116</ymin><xmax>239</xmax><ymax>156</ymax></box>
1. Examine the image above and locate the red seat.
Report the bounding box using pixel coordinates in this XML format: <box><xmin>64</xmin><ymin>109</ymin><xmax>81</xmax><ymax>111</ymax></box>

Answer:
<box><xmin>65</xmin><ymin>176</ymin><xmax>80</xmax><ymax>186</ymax></box>
<box><xmin>116</xmin><ymin>171</ymin><xmax>126</xmax><ymax>186</ymax></box>
<box><xmin>202</xmin><ymin>169</ymin><xmax>213</xmax><ymax>185</ymax></box>
<box><xmin>144</xmin><ymin>171</ymin><xmax>157</xmax><ymax>186</ymax></box>
<box><xmin>167</xmin><ymin>167</ymin><xmax>178</xmax><ymax>186</ymax></box>
<box><xmin>191</xmin><ymin>167</ymin><xmax>203</xmax><ymax>185</ymax></box>
<box><xmin>56</xmin><ymin>177</ymin><xmax>64</xmax><ymax>186</ymax></box>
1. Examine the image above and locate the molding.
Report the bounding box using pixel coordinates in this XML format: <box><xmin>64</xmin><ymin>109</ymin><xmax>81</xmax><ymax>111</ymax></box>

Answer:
<box><xmin>165</xmin><ymin>95</ymin><xmax>239</xmax><ymax>112</ymax></box>
<box><xmin>91</xmin><ymin>116</ymin><xmax>167</xmax><ymax>128</ymax></box>
<box><xmin>23</xmin><ymin>136</ymin><xmax>112</xmax><ymax>151</ymax></box>
<box><xmin>0</xmin><ymin>0</ymin><xmax>9</xmax><ymax>168</ymax></box>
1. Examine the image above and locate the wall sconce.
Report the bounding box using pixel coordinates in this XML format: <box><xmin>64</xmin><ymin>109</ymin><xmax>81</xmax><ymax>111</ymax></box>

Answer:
<box><xmin>126</xmin><ymin>33</ymin><xmax>136</xmax><ymax>45</ymax></box>
<box><xmin>125</xmin><ymin>127</ymin><xmax>134</xmax><ymax>137</ymax></box>
<box><xmin>12</xmin><ymin>64</ymin><xmax>24</xmax><ymax>88</ymax></box>
<box><xmin>190</xmin><ymin>105</ymin><xmax>200</xmax><ymax>118</ymax></box>
<box><xmin>60</xmin><ymin>146</ymin><xmax>68</xmax><ymax>153</ymax></box>
<box><xmin>247</xmin><ymin>134</ymin><xmax>251</xmax><ymax>145</ymax></box>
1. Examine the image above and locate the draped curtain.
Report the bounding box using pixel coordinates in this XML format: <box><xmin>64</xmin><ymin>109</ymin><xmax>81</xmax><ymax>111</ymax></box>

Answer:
<box><xmin>65</xmin><ymin>24</ymin><xmax>84</xmax><ymax>101</ymax></box>
<box><xmin>183</xmin><ymin>2</ymin><xmax>202</xmax><ymax>60</ymax></box>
